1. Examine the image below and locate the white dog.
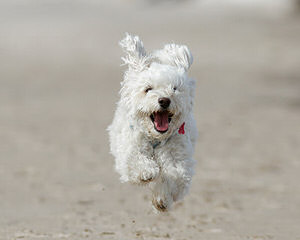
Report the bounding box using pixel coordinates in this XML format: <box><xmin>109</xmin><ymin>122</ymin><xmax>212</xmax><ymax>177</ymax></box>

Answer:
<box><xmin>108</xmin><ymin>33</ymin><xmax>197</xmax><ymax>211</ymax></box>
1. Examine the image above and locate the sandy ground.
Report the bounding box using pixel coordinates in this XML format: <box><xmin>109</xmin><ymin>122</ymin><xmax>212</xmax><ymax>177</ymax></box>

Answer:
<box><xmin>1</xmin><ymin>1</ymin><xmax>300</xmax><ymax>239</ymax></box>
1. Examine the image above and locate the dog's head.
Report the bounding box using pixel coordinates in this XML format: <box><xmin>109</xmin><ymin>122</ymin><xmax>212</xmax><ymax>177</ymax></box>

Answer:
<box><xmin>119</xmin><ymin>33</ymin><xmax>195</xmax><ymax>140</ymax></box>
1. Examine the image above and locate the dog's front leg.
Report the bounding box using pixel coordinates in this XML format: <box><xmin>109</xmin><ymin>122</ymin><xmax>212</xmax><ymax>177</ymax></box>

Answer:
<box><xmin>127</xmin><ymin>141</ymin><xmax>160</xmax><ymax>184</ymax></box>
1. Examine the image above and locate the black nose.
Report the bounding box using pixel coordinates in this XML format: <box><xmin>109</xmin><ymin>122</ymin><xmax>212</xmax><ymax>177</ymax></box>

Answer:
<box><xmin>158</xmin><ymin>97</ymin><xmax>171</xmax><ymax>109</ymax></box>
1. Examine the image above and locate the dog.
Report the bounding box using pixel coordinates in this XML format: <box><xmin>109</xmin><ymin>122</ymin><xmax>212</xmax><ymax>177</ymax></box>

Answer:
<box><xmin>108</xmin><ymin>33</ymin><xmax>197</xmax><ymax>211</ymax></box>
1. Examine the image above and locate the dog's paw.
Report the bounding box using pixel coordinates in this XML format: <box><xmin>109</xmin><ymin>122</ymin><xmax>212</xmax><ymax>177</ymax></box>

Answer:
<box><xmin>152</xmin><ymin>195</ymin><xmax>173</xmax><ymax>212</ymax></box>
<box><xmin>128</xmin><ymin>160</ymin><xmax>159</xmax><ymax>184</ymax></box>
<box><xmin>139</xmin><ymin>171</ymin><xmax>155</xmax><ymax>183</ymax></box>
<box><xmin>152</xmin><ymin>197</ymin><xmax>168</xmax><ymax>212</ymax></box>
<box><xmin>139</xmin><ymin>164</ymin><xmax>159</xmax><ymax>184</ymax></box>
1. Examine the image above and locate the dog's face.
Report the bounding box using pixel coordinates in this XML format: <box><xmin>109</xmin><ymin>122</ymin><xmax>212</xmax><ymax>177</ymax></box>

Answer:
<box><xmin>119</xmin><ymin>34</ymin><xmax>194</xmax><ymax>139</ymax></box>
<box><xmin>121</xmin><ymin>63</ymin><xmax>194</xmax><ymax>139</ymax></box>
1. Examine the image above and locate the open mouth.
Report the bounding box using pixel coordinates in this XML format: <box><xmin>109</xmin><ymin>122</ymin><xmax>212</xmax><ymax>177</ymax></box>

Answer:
<box><xmin>150</xmin><ymin>110</ymin><xmax>173</xmax><ymax>133</ymax></box>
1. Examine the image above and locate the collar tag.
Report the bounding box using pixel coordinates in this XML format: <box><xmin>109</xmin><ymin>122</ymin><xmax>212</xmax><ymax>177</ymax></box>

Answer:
<box><xmin>178</xmin><ymin>122</ymin><xmax>185</xmax><ymax>135</ymax></box>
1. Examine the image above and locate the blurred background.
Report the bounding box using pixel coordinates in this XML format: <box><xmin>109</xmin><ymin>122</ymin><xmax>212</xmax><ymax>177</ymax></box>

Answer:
<box><xmin>1</xmin><ymin>0</ymin><xmax>300</xmax><ymax>239</ymax></box>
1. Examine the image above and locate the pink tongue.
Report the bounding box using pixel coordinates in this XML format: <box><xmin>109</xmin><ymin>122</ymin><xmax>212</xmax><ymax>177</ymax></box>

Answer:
<box><xmin>154</xmin><ymin>111</ymin><xmax>169</xmax><ymax>131</ymax></box>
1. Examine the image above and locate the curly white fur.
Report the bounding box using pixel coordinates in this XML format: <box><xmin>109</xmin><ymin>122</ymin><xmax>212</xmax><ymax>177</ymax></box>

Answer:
<box><xmin>108</xmin><ymin>33</ymin><xmax>197</xmax><ymax>211</ymax></box>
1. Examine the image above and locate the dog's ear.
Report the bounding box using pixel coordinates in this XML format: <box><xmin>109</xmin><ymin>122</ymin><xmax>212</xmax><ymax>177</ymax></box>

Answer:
<box><xmin>154</xmin><ymin>44</ymin><xmax>193</xmax><ymax>71</ymax></box>
<box><xmin>119</xmin><ymin>33</ymin><xmax>151</xmax><ymax>72</ymax></box>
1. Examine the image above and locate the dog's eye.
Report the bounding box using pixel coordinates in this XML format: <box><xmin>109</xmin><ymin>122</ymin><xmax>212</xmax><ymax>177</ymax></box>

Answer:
<box><xmin>145</xmin><ymin>87</ymin><xmax>152</xmax><ymax>93</ymax></box>
<box><xmin>173</xmin><ymin>87</ymin><xmax>177</xmax><ymax>91</ymax></box>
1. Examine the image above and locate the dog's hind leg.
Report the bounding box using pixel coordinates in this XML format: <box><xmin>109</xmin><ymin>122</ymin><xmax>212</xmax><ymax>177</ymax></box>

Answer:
<box><xmin>150</xmin><ymin>156</ymin><xmax>194</xmax><ymax>212</ymax></box>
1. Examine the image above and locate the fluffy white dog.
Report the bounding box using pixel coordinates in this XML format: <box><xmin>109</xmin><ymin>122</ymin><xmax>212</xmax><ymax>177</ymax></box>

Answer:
<box><xmin>108</xmin><ymin>33</ymin><xmax>197</xmax><ymax>211</ymax></box>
